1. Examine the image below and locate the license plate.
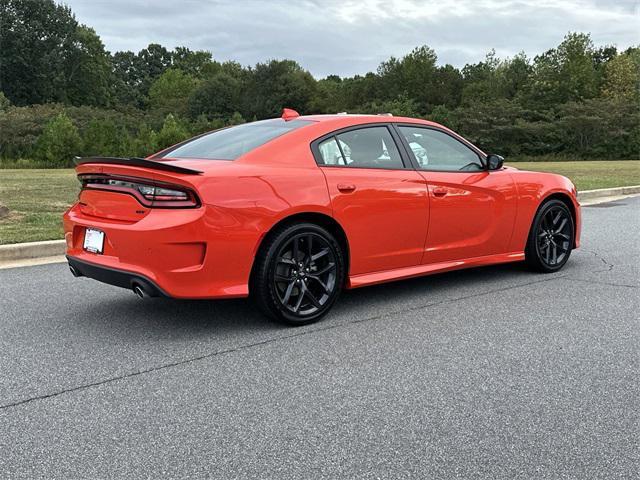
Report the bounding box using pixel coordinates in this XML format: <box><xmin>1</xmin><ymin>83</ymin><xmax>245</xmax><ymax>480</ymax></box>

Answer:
<box><xmin>83</xmin><ymin>228</ymin><xmax>105</xmax><ymax>254</ymax></box>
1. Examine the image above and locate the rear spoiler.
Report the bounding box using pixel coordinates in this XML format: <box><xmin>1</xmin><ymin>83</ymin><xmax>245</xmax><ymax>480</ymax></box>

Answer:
<box><xmin>73</xmin><ymin>157</ymin><xmax>203</xmax><ymax>175</ymax></box>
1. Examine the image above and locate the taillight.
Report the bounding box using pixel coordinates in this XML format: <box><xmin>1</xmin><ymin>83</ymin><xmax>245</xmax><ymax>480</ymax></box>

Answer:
<box><xmin>79</xmin><ymin>175</ymin><xmax>200</xmax><ymax>208</ymax></box>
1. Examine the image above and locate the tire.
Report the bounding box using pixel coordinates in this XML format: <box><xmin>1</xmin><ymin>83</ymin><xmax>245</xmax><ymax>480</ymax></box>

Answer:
<box><xmin>525</xmin><ymin>199</ymin><xmax>575</xmax><ymax>273</ymax></box>
<box><xmin>251</xmin><ymin>223</ymin><xmax>345</xmax><ymax>326</ymax></box>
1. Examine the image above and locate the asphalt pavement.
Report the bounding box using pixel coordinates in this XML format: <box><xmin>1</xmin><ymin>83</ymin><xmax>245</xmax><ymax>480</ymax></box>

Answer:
<box><xmin>1</xmin><ymin>197</ymin><xmax>638</xmax><ymax>479</ymax></box>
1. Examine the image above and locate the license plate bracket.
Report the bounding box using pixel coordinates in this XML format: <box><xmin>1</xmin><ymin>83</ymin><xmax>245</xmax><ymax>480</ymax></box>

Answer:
<box><xmin>83</xmin><ymin>228</ymin><xmax>105</xmax><ymax>254</ymax></box>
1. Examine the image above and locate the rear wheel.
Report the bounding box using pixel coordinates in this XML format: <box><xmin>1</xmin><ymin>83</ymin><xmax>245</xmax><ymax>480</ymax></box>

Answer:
<box><xmin>251</xmin><ymin>223</ymin><xmax>345</xmax><ymax>325</ymax></box>
<box><xmin>525</xmin><ymin>199</ymin><xmax>574</xmax><ymax>272</ymax></box>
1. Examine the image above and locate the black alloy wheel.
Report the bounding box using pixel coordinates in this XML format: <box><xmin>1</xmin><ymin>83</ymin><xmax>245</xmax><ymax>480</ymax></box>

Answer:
<box><xmin>252</xmin><ymin>223</ymin><xmax>345</xmax><ymax>325</ymax></box>
<box><xmin>525</xmin><ymin>199</ymin><xmax>575</xmax><ymax>272</ymax></box>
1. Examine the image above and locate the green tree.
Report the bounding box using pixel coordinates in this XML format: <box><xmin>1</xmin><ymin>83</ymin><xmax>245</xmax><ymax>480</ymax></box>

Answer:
<box><xmin>172</xmin><ymin>47</ymin><xmax>213</xmax><ymax>77</ymax></box>
<box><xmin>243</xmin><ymin>60</ymin><xmax>317</xmax><ymax>119</ymax></box>
<box><xmin>429</xmin><ymin>64</ymin><xmax>464</xmax><ymax>109</ymax></box>
<box><xmin>111</xmin><ymin>50</ymin><xmax>145</xmax><ymax>107</ymax></box>
<box><xmin>0</xmin><ymin>92</ymin><xmax>11</xmax><ymax>111</ymax></box>
<box><xmin>61</xmin><ymin>26</ymin><xmax>112</xmax><ymax>106</ymax></box>
<box><xmin>34</xmin><ymin>113</ymin><xmax>82</xmax><ymax>166</ymax></box>
<box><xmin>377</xmin><ymin>45</ymin><xmax>439</xmax><ymax>113</ymax></box>
<box><xmin>130</xmin><ymin>124</ymin><xmax>158</xmax><ymax>157</ymax></box>
<box><xmin>0</xmin><ymin>0</ymin><xmax>111</xmax><ymax>106</ymax></box>
<box><xmin>136</xmin><ymin>43</ymin><xmax>173</xmax><ymax>99</ymax></box>
<box><xmin>601</xmin><ymin>48</ymin><xmax>640</xmax><ymax>101</ymax></box>
<box><xmin>497</xmin><ymin>53</ymin><xmax>532</xmax><ymax>100</ymax></box>
<box><xmin>148</xmin><ymin>69</ymin><xmax>199</xmax><ymax>117</ymax></box>
<box><xmin>427</xmin><ymin>105</ymin><xmax>458</xmax><ymax>129</ymax></box>
<box><xmin>557</xmin><ymin>98</ymin><xmax>640</xmax><ymax>158</ymax></box>
<box><xmin>188</xmin><ymin>73</ymin><xmax>241</xmax><ymax>120</ymax></box>
<box><xmin>82</xmin><ymin>119</ymin><xmax>132</xmax><ymax>156</ymax></box>
<box><xmin>309</xmin><ymin>75</ymin><xmax>344</xmax><ymax>113</ymax></box>
<box><xmin>0</xmin><ymin>0</ymin><xmax>77</xmax><ymax>105</ymax></box>
<box><xmin>360</xmin><ymin>95</ymin><xmax>419</xmax><ymax>117</ymax></box>
<box><xmin>156</xmin><ymin>114</ymin><xmax>189</xmax><ymax>150</ymax></box>
<box><xmin>461</xmin><ymin>50</ymin><xmax>501</xmax><ymax>104</ymax></box>
<box><xmin>228</xmin><ymin>112</ymin><xmax>245</xmax><ymax>125</ymax></box>
<box><xmin>527</xmin><ymin>33</ymin><xmax>599</xmax><ymax>106</ymax></box>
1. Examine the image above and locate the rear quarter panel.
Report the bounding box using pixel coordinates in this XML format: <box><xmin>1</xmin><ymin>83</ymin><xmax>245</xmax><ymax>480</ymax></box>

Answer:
<box><xmin>195</xmin><ymin>158</ymin><xmax>332</xmax><ymax>294</ymax></box>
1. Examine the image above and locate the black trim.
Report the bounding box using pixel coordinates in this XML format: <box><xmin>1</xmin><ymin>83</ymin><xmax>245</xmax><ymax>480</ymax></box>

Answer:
<box><xmin>391</xmin><ymin>123</ymin><xmax>488</xmax><ymax>171</ymax></box>
<box><xmin>67</xmin><ymin>256</ymin><xmax>169</xmax><ymax>297</ymax></box>
<box><xmin>310</xmin><ymin>123</ymin><xmax>410</xmax><ymax>171</ymax></box>
<box><xmin>74</xmin><ymin>157</ymin><xmax>203</xmax><ymax>175</ymax></box>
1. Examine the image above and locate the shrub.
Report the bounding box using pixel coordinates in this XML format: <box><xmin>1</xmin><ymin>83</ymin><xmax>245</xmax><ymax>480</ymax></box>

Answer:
<box><xmin>156</xmin><ymin>114</ymin><xmax>190</xmax><ymax>151</ymax></box>
<box><xmin>149</xmin><ymin>69</ymin><xmax>199</xmax><ymax>117</ymax></box>
<box><xmin>34</xmin><ymin>113</ymin><xmax>82</xmax><ymax>167</ymax></box>
<box><xmin>130</xmin><ymin>124</ymin><xmax>159</xmax><ymax>157</ymax></box>
<box><xmin>82</xmin><ymin>118</ymin><xmax>132</xmax><ymax>156</ymax></box>
<box><xmin>0</xmin><ymin>92</ymin><xmax>10</xmax><ymax>111</ymax></box>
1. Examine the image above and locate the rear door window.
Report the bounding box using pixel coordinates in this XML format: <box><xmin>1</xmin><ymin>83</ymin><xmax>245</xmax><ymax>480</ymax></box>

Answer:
<box><xmin>316</xmin><ymin>126</ymin><xmax>405</xmax><ymax>170</ymax></box>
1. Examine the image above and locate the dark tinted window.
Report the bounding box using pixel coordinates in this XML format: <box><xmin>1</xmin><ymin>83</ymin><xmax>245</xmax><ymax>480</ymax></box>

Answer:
<box><xmin>160</xmin><ymin>119</ymin><xmax>313</xmax><ymax>160</ymax></box>
<box><xmin>399</xmin><ymin>126</ymin><xmax>483</xmax><ymax>171</ymax></box>
<box><xmin>316</xmin><ymin>126</ymin><xmax>404</xmax><ymax>169</ymax></box>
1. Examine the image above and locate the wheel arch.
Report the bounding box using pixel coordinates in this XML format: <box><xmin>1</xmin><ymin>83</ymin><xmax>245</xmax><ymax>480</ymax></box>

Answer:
<box><xmin>249</xmin><ymin>212</ymin><xmax>351</xmax><ymax>285</ymax></box>
<box><xmin>538</xmin><ymin>192</ymin><xmax>578</xmax><ymax>248</ymax></box>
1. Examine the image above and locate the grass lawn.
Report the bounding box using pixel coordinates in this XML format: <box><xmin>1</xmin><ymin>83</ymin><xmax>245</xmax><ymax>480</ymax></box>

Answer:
<box><xmin>507</xmin><ymin>160</ymin><xmax>640</xmax><ymax>191</ymax></box>
<box><xmin>1</xmin><ymin>160</ymin><xmax>639</xmax><ymax>244</ymax></box>
<box><xmin>0</xmin><ymin>169</ymin><xmax>78</xmax><ymax>245</ymax></box>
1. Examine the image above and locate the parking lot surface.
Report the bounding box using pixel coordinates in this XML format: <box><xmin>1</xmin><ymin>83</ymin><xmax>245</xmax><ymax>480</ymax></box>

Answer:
<box><xmin>1</xmin><ymin>197</ymin><xmax>638</xmax><ymax>479</ymax></box>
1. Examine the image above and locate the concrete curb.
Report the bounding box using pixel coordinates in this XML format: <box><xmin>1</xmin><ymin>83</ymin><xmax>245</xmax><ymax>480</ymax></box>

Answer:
<box><xmin>0</xmin><ymin>240</ymin><xmax>66</xmax><ymax>263</ymax></box>
<box><xmin>577</xmin><ymin>185</ymin><xmax>640</xmax><ymax>201</ymax></box>
<box><xmin>0</xmin><ymin>185</ymin><xmax>639</xmax><ymax>267</ymax></box>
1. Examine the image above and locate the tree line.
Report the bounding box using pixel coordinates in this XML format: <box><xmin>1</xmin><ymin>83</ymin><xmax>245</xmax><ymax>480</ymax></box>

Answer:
<box><xmin>0</xmin><ymin>0</ymin><xmax>638</xmax><ymax>167</ymax></box>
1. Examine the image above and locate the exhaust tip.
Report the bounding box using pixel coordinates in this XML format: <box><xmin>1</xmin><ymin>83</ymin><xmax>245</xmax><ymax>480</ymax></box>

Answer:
<box><xmin>69</xmin><ymin>265</ymin><xmax>81</xmax><ymax>277</ymax></box>
<box><xmin>132</xmin><ymin>284</ymin><xmax>145</xmax><ymax>299</ymax></box>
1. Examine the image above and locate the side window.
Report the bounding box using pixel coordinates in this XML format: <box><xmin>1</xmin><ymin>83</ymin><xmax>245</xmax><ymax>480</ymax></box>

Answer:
<box><xmin>316</xmin><ymin>126</ymin><xmax>404</xmax><ymax>169</ymax></box>
<box><xmin>399</xmin><ymin>126</ymin><xmax>483</xmax><ymax>171</ymax></box>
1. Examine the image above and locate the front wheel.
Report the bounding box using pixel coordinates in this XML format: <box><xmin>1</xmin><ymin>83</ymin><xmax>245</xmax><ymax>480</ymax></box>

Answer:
<box><xmin>251</xmin><ymin>223</ymin><xmax>345</xmax><ymax>326</ymax></box>
<box><xmin>525</xmin><ymin>199</ymin><xmax>575</xmax><ymax>272</ymax></box>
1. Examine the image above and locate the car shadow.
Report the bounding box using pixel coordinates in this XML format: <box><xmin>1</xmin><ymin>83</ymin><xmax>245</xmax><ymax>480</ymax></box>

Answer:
<box><xmin>72</xmin><ymin>261</ymin><xmax>551</xmax><ymax>342</ymax></box>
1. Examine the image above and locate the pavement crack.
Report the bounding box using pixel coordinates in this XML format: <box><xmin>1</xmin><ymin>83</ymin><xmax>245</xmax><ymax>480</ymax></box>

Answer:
<box><xmin>581</xmin><ymin>248</ymin><xmax>615</xmax><ymax>272</ymax></box>
<box><xmin>565</xmin><ymin>277</ymin><xmax>638</xmax><ymax>289</ymax></box>
<box><xmin>0</xmin><ymin>273</ymin><xmax>566</xmax><ymax>412</ymax></box>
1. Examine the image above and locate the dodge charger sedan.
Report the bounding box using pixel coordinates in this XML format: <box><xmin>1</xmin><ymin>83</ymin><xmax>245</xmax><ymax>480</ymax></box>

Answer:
<box><xmin>64</xmin><ymin>110</ymin><xmax>581</xmax><ymax>325</ymax></box>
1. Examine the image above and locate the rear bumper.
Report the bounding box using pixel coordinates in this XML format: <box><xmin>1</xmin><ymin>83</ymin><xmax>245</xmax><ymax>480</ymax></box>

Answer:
<box><xmin>63</xmin><ymin>202</ymin><xmax>255</xmax><ymax>298</ymax></box>
<box><xmin>67</xmin><ymin>256</ymin><xmax>168</xmax><ymax>297</ymax></box>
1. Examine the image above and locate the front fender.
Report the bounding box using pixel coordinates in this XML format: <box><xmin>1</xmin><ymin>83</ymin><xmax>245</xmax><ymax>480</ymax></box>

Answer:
<box><xmin>509</xmin><ymin>171</ymin><xmax>581</xmax><ymax>251</ymax></box>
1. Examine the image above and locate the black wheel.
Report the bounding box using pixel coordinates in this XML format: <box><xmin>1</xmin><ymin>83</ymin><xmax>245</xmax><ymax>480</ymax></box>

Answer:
<box><xmin>251</xmin><ymin>223</ymin><xmax>345</xmax><ymax>325</ymax></box>
<box><xmin>525</xmin><ymin>199</ymin><xmax>574</xmax><ymax>272</ymax></box>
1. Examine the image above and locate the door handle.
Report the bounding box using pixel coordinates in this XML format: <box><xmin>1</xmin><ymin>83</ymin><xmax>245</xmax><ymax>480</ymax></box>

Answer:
<box><xmin>337</xmin><ymin>183</ymin><xmax>356</xmax><ymax>193</ymax></box>
<box><xmin>432</xmin><ymin>187</ymin><xmax>448</xmax><ymax>197</ymax></box>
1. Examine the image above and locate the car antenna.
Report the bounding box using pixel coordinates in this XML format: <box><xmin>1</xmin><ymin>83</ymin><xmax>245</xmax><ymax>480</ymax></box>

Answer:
<box><xmin>281</xmin><ymin>108</ymin><xmax>300</xmax><ymax>121</ymax></box>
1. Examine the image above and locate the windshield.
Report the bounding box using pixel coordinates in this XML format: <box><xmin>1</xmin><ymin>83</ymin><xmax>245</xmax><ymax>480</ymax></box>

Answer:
<box><xmin>159</xmin><ymin>118</ymin><xmax>313</xmax><ymax>160</ymax></box>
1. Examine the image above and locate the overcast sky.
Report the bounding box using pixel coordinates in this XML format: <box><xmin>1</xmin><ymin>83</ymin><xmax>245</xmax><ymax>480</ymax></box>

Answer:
<box><xmin>62</xmin><ymin>0</ymin><xmax>639</xmax><ymax>78</ymax></box>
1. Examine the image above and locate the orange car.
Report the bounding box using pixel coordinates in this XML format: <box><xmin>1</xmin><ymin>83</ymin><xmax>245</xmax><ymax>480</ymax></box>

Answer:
<box><xmin>64</xmin><ymin>110</ymin><xmax>581</xmax><ymax>325</ymax></box>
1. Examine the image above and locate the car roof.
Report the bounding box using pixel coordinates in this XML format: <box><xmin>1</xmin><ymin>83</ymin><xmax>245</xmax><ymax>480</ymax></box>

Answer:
<box><xmin>298</xmin><ymin>113</ymin><xmax>438</xmax><ymax>126</ymax></box>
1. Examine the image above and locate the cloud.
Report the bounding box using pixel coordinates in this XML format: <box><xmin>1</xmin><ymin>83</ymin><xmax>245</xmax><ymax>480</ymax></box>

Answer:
<box><xmin>62</xmin><ymin>0</ymin><xmax>640</xmax><ymax>77</ymax></box>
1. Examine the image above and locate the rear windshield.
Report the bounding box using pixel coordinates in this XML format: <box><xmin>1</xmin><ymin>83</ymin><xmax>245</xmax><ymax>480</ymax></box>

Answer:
<box><xmin>158</xmin><ymin>118</ymin><xmax>313</xmax><ymax>160</ymax></box>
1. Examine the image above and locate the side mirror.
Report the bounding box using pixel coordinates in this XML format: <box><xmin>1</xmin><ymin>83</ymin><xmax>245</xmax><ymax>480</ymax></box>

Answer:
<box><xmin>486</xmin><ymin>154</ymin><xmax>504</xmax><ymax>170</ymax></box>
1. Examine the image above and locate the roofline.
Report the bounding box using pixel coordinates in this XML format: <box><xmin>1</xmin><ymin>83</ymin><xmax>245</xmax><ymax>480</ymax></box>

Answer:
<box><xmin>297</xmin><ymin>113</ymin><xmax>444</xmax><ymax>128</ymax></box>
